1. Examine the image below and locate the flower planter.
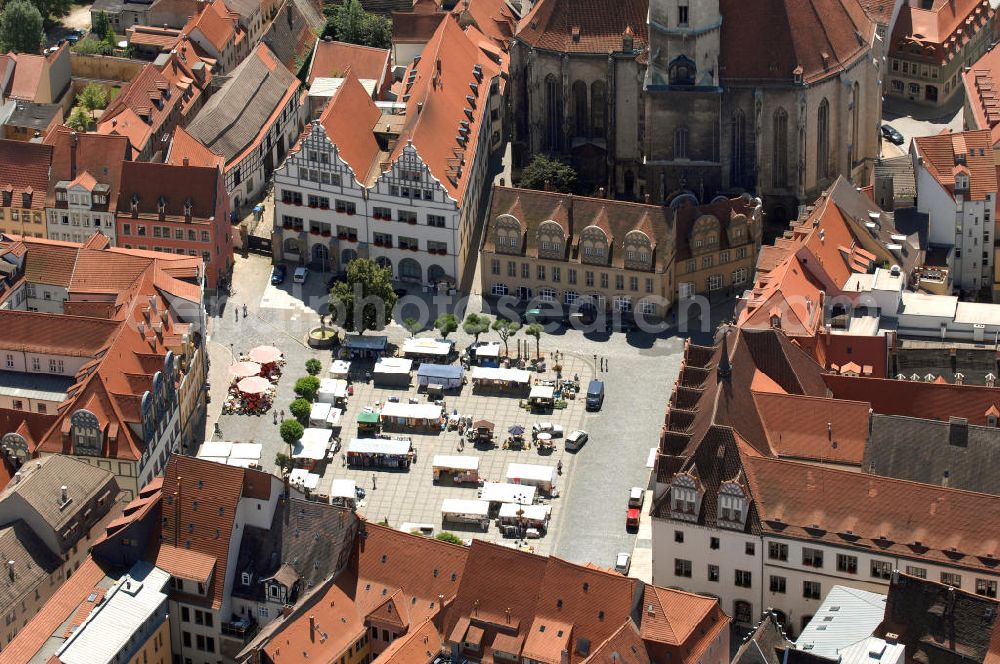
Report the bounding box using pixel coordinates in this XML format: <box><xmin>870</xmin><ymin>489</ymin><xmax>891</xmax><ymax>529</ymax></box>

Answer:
<box><xmin>282</xmin><ymin>223</ymin><xmax>292</xmax><ymax>230</ymax></box>
<box><xmin>374</xmin><ymin>241</ymin><xmax>383</xmax><ymax>247</ymax></box>
<box><xmin>407</xmin><ymin>219</ymin><xmax>417</xmax><ymax>225</ymax></box>
<box><xmin>308</xmin><ymin>204</ymin><xmax>317</xmax><ymax>209</ymax></box>
<box><xmin>321</xmin><ymin>231</ymin><xmax>331</xmax><ymax>238</ymax></box>
<box><xmin>310</xmin><ymin>230</ymin><xmax>320</xmax><ymax>236</ymax></box>
<box><xmin>348</xmin><ymin>237</ymin><xmax>357</xmax><ymax>243</ymax></box>
<box><xmin>346</xmin><ymin>210</ymin><xmax>355</xmax><ymax>216</ymax></box>
<box><xmin>410</xmin><ymin>246</ymin><xmax>418</xmax><ymax>252</ymax></box>
<box><xmin>337</xmin><ymin>234</ymin><xmax>347</xmax><ymax>240</ymax></box>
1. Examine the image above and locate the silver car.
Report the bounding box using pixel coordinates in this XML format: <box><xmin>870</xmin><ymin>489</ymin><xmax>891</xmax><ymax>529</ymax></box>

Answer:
<box><xmin>565</xmin><ymin>429</ymin><xmax>588</xmax><ymax>450</ymax></box>
<box><xmin>614</xmin><ymin>552</ymin><xmax>631</xmax><ymax>575</ymax></box>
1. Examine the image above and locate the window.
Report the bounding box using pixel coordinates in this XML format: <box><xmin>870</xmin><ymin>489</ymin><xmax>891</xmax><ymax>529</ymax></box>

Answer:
<box><xmin>507</xmin><ymin>261</ymin><xmax>516</xmax><ymax>277</ymax></box>
<box><xmin>674</xmin><ymin>530</ymin><xmax>684</xmax><ymax>543</ymax></box>
<box><xmin>521</xmin><ymin>263</ymin><xmax>530</xmax><ymax>279</ymax></box>
<box><xmin>537</xmin><ymin>265</ymin><xmax>546</xmax><ymax>280</ymax></box>
<box><xmin>491</xmin><ymin>259</ymin><xmax>500</xmax><ymax>275</ymax></box>
<box><xmin>427</xmin><ymin>214</ymin><xmax>446</xmax><ymax>227</ymax></box>
<box><xmin>181</xmin><ymin>606</ymin><xmax>190</xmax><ymax>622</ymax></box>
<box><xmin>552</xmin><ymin>267</ymin><xmax>561</xmax><ymax>283</ymax></box>
<box><xmin>398</xmin><ymin>210</ymin><xmax>417</xmax><ymax>224</ymax></box>
<box><xmin>708</xmin><ymin>564</ymin><xmax>719</xmax><ymax>582</ymax></box>
<box><xmin>677</xmin><ymin>3</ymin><xmax>688</xmax><ymax>25</ymax></box>
<box><xmin>837</xmin><ymin>554</ymin><xmax>858</xmax><ymax>574</ymax></box>
<box><xmin>335</xmin><ymin>199</ymin><xmax>356</xmax><ymax>215</ymax></box>
<box><xmin>4</xmin><ymin>354</ymin><xmax>11</xmax><ymax>368</ymax></box>
<box><xmin>871</xmin><ymin>560</ymin><xmax>893</xmax><ymax>580</ymax></box>
<box><xmin>710</xmin><ymin>537</ymin><xmax>720</xmax><ymax>550</ymax></box>
<box><xmin>540</xmin><ymin>287</ymin><xmax>556</xmax><ymax>302</ymax></box>
<box><xmin>802</xmin><ymin>548</ymin><xmax>823</xmax><ymax>568</ymax></box>
<box><xmin>770</xmin><ymin>576</ymin><xmax>786</xmax><ymax>593</ymax></box>
<box><xmin>732</xmin><ymin>268</ymin><xmax>748</xmax><ymax>285</ymax></box>
<box><xmin>585</xmin><ymin>271</ymin><xmax>594</xmax><ymax>287</ymax></box>
<box><xmin>803</xmin><ymin>581</ymin><xmax>821</xmax><ymax>600</ymax></box>
<box><xmin>708</xmin><ymin>274</ymin><xmax>722</xmax><ymax>291</ymax></box>
<box><xmin>600</xmin><ymin>273</ymin><xmax>609</xmax><ymax>289</ymax></box>
<box><xmin>122</xmin><ymin>223</ymin><xmax>131</xmax><ymax>236</ymax></box>
<box><xmin>745</xmin><ymin>542</ymin><xmax>755</xmax><ymax>556</ymax></box>
<box><xmin>568</xmin><ymin>269</ymin><xmax>577</xmax><ymax>285</ymax></box>
<box><xmin>772</xmin><ymin>108</ymin><xmax>789</xmax><ymax>187</ymax></box>
<box><xmin>629</xmin><ymin>276</ymin><xmax>638</xmax><ymax>291</ymax></box>
<box><xmin>735</xmin><ymin>570</ymin><xmax>752</xmax><ymax>588</ymax></box>
<box><xmin>615</xmin><ymin>274</ymin><xmax>624</xmax><ymax>290</ymax></box>
<box><xmin>941</xmin><ymin>572</ymin><xmax>962</xmax><ymax>588</ymax></box>
<box><xmin>906</xmin><ymin>565</ymin><xmax>927</xmax><ymax>579</ymax></box>
<box><xmin>674</xmin><ymin>559</ymin><xmax>692</xmax><ymax>578</ymax></box>
<box><xmin>674</xmin><ymin>126</ymin><xmax>689</xmax><ymax>159</ymax></box>
<box><xmin>768</xmin><ymin>542</ymin><xmax>788</xmax><ymax>561</ymax></box>
<box><xmin>817</xmin><ymin>99</ymin><xmax>830</xmax><ymax>180</ymax></box>
<box><xmin>976</xmin><ymin>579</ymin><xmax>998</xmax><ymax>598</ymax></box>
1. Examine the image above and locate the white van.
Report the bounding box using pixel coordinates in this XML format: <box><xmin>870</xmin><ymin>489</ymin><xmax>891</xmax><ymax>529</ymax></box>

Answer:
<box><xmin>293</xmin><ymin>267</ymin><xmax>309</xmax><ymax>283</ymax></box>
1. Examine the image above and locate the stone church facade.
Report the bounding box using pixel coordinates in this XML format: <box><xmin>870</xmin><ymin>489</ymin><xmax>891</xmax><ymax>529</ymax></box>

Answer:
<box><xmin>510</xmin><ymin>0</ymin><xmax>883</xmax><ymax>227</ymax></box>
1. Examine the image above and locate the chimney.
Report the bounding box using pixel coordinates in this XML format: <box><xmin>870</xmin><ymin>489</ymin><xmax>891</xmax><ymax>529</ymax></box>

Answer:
<box><xmin>183</xmin><ymin>156</ymin><xmax>189</xmax><ymax>167</ymax></box>
<box><xmin>60</xmin><ymin>485</ymin><xmax>68</xmax><ymax>503</ymax></box>
<box><xmin>505</xmin><ymin>607</ymin><xmax>511</xmax><ymax>623</ymax></box>
<box><xmin>885</xmin><ymin>633</ymin><xmax>899</xmax><ymax>645</ymax></box>
<box><xmin>70</xmin><ymin>131</ymin><xmax>78</xmax><ymax>179</ymax></box>
<box><xmin>6</xmin><ymin>560</ymin><xmax>13</xmax><ymax>581</ymax></box>
<box><xmin>309</xmin><ymin>615</ymin><xmax>315</xmax><ymax>642</ymax></box>
<box><xmin>13</xmin><ymin>472</ymin><xmax>20</xmax><ymax>484</ymax></box>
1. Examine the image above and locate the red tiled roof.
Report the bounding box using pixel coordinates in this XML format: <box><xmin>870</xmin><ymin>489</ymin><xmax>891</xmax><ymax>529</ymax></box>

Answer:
<box><xmin>185</xmin><ymin>0</ymin><xmax>240</xmax><ymax>51</ymax></box>
<box><xmin>264</xmin><ymin>574</ymin><xmax>367</xmax><ymax>663</ymax></box>
<box><xmin>155</xmin><ymin>544</ymin><xmax>216</xmax><ymax>583</ymax></box>
<box><xmin>753</xmin><ymin>391</ymin><xmax>871</xmax><ymax>465</ymax></box>
<box><xmin>824</xmin><ymin>373</ymin><xmax>1000</xmax><ymax>425</ymax></box>
<box><xmin>891</xmin><ymin>0</ymin><xmax>992</xmax><ymax>65</ymax></box>
<box><xmin>0</xmin><ymin>557</ymin><xmax>106</xmax><ymax>664</ymax></box>
<box><xmin>857</xmin><ymin>0</ymin><xmax>896</xmax><ymax>24</ymax></box>
<box><xmin>719</xmin><ymin>0</ymin><xmax>875</xmax><ymax>84</ymax></box>
<box><xmin>308</xmin><ymin>39</ymin><xmax>390</xmax><ymax>86</ymax></box>
<box><xmin>964</xmin><ymin>47</ymin><xmax>1000</xmax><ymax>147</ymax></box>
<box><xmin>914</xmin><ymin>129</ymin><xmax>996</xmax><ymax>201</ymax></box>
<box><xmin>0</xmin><ymin>310</ymin><xmax>119</xmax><ymax>357</ymax></box>
<box><xmin>317</xmin><ymin>73</ymin><xmax>383</xmax><ymax>184</ymax></box>
<box><xmin>7</xmin><ymin>53</ymin><xmax>46</xmax><ymax>101</ymax></box>
<box><xmin>98</xmin><ymin>65</ymin><xmax>179</xmax><ymax>153</ymax></box>
<box><xmin>374</xmin><ymin>617</ymin><xmax>442</xmax><ymax>663</ymax></box>
<box><xmin>166</xmin><ymin>125</ymin><xmax>225</xmax><ymax>169</ymax></box>
<box><xmin>516</xmin><ymin>0</ymin><xmax>647</xmax><ymax>54</ymax></box>
<box><xmin>743</xmin><ymin>452</ymin><xmax>1000</xmax><ymax>572</ymax></box>
<box><xmin>0</xmin><ymin>139</ymin><xmax>53</xmax><ymax>211</ymax></box>
<box><xmin>814</xmin><ymin>331</ymin><xmax>888</xmax><ymax>377</ymax></box>
<box><xmin>118</xmin><ymin>159</ymin><xmax>223</xmax><ymax>219</ymax></box>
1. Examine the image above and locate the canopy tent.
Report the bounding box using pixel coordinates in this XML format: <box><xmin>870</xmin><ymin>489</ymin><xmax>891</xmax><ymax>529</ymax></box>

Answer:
<box><xmin>432</xmin><ymin>455</ymin><xmax>480</xmax><ymax>471</ymax></box>
<box><xmin>507</xmin><ymin>425</ymin><xmax>525</xmax><ymax>436</ymax></box>
<box><xmin>230</xmin><ymin>442</ymin><xmax>262</xmax><ymax>460</ymax></box>
<box><xmin>289</xmin><ymin>468</ymin><xmax>320</xmax><ymax>490</ymax></box>
<box><xmin>330</xmin><ymin>479</ymin><xmax>356</xmax><ymax>503</ymax></box>
<box><xmin>470</xmin><ymin>367</ymin><xmax>532</xmax><ymax>389</ymax></box>
<box><xmin>293</xmin><ymin>428</ymin><xmax>333</xmax><ymax>460</ymax></box>
<box><xmin>248</xmin><ymin>345</ymin><xmax>282</xmax><ymax>365</ymax></box>
<box><xmin>343</xmin><ymin>334</ymin><xmax>388</xmax><ymax>359</ymax></box>
<box><xmin>197</xmin><ymin>440</ymin><xmax>233</xmax><ymax>458</ymax></box>
<box><xmin>473</xmin><ymin>420</ymin><xmax>494</xmax><ymax>431</ymax></box>
<box><xmin>357</xmin><ymin>410</ymin><xmax>380</xmax><ymax>425</ymax></box>
<box><xmin>196</xmin><ymin>441</ymin><xmax>261</xmax><ymax>467</ymax></box>
<box><xmin>228</xmin><ymin>361</ymin><xmax>262</xmax><ymax>379</ymax></box>
<box><xmin>441</xmin><ymin>498</ymin><xmax>489</xmax><ymax>520</ymax></box>
<box><xmin>379</xmin><ymin>401</ymin><xmax>443</xmax><ymax>430</ymax></box>
<box><xmin>237</xmin><ymin>376</ymin><xmax>271</xmax><ymax>394</ymax></box>
<box><xmin>326</xmin><ymin>407</ymin><xmax>344</xmax><ymax>428</ymax></box>
<box><xmin>529</xmin><ymin>385</ymin><xmax>555</xmax><ymax>400</ymax></box>
<box><xmin>373</xmin><ymin>357</ymin><xmax>412</xmax><ymax>387</ymax></box>
<box><xmin>416</xmin><ymin>363</ymin><xmax>464</xmax><ymax>388</ymax></box>
<box><xmin>402</xmin><ymin>338</ymin><xmax>454</xmax><ymax>359</ymax></box>
<box><xmin>347</xmin><ymin>438</ymin><xmax>412</xmax><ymax>455</ymax></box>
<box><xmin>468</xmin><ymin>342</ymin><xmax>501</xmax><ymax>367</ymax></box>
<box><xmin>505</xmin><ymin>463</ymin><xmax>556</xmax><ymax>491</ymax></box>
<box><xmin>328</xmin><ymin>360</ymin><xmax>351</xmax><ymax>379</ymax></box>
<box><xmin>309</xmin><ymin>402</ymin><xmax>333</xmax><ymax>427</ymax></box>
<box><xmin>479</xmin><ymin>482</ymin><xmax>535</xmax><ymax>505</ymax></box>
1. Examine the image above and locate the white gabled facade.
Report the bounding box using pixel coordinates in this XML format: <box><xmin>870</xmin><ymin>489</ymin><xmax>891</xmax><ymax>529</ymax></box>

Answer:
<box><xmin>45</xmin><ymin>181</ymin><xmax>117</xmax><ymax>245</ymax></box>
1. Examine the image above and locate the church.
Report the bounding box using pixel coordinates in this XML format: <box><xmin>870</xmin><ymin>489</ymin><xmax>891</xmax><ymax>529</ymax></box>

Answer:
<box><xmin>509</xmin><ymin>0</ymin><xmax>883</xmax><ymax>227</ymax></box>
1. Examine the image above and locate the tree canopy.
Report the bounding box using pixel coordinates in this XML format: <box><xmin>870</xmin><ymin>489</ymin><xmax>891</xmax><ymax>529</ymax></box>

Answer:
<box><xmin>519</xmin><ymin>155</ymin><xmax>578</xmax><ymax>194</ymax></box>
<box><xmin>463</xmin><ymin>313</ymin><xmax>491</xmax><ymax>343</ymax></box>
<box><xmin>323</xmin><ymin>0</ymin><xmax>391</xmax><ymax>49</ymax></box>
<box><xmin>0</xmin><ymin>0</ymin><xmax>42</xmax><ymax>54</ymax></box>
<box><xmin>434</xmin><ymin>313</ymin><xmax>458</xmax><ymax>339</ymax></box>
<box><xmin>525</xmin><ymin>323</ymin><xmax>543</xmax><ymax>358</ymax></box>
<box><xmin>329</xmin><ymin>258</ymin><xmax>398</xmax><ymax>334</ymax></box>
<box><xmin>279</xmin><ymin>419</ymin><xmax>304</xmax><ymax>448</ymax></box>
<box><xmin>491</xmin><ymin>318</ymin><xmax>520</xmax><ymax>356</ymax></box>
<box><xmin>294</xmin><ymin>376</ymin><xmax>321</xmax><ymax>401</ymax></box>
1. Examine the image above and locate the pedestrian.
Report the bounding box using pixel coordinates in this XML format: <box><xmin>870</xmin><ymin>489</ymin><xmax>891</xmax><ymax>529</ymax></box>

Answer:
<box><xmin>280</xmin><ymin>409</ymin><xmax>285</xmax><ymax>421</ymax></box>
<box><xmin>273</xmin><ymin>410</ymin><xmax>277</xmax><ymax>424</ymax></box>
<box><xmin>234</xmin><ymin>307</ymin><xmax>238</xmax><ymax>323</ymax></box>
<box><xmin>372</xmin><ymin>474</ymin><xmax>377</xmax><ymax>490</ymax></box>
<box><xmin>243</xmin><ymin>303</ymin><xmax>248</xmax><ymax>318</ymax></box>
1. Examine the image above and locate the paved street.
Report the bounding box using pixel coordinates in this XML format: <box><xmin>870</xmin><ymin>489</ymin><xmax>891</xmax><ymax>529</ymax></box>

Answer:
<box><xmin>205</xmin><ymin>253</ymin><xmax>726</xmax><ymax>567</ymax></box>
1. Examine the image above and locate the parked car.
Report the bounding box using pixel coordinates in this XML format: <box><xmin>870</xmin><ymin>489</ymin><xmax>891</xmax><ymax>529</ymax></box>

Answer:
<box><xmin>614</xmin><ymin>552</ymin><xmax>631</xmax><ymax>575</ymax></box>
<box><xmin>628</xmin><ymin>487</ymin><xmax>645</xmax><ymax>509</ymax></box>
<box><xmin>626</xmin><ymin>508</ymin><xmax>640</xmax><ymax>529</ymax></box>
<box><xmin>586</xmin><ymin>379</ymin><xmax>605</xmax><ymax>411</ymax></box>
<box><xmin>565</xmin><ymin>430</ymin><xmax>588</xmax><ymax>451</ymax></box>
<box><xmin>880</xmin><ymin>124</ymin><xmax>904</xmax><ymax>145</ymax></box>
<box><xmin>532</xmin><ymin>422</ymin><xmax>564</xmax><ymax>438</ymax></box>
<box><xmin>270</xmin><ymin>264</ymin><xmax>287</xmax><ymax>285</ymax></box>
<box><xmin>293</xmin><ymin>267</ymin><xmax>309</xmax><ymax>284</ymax></box>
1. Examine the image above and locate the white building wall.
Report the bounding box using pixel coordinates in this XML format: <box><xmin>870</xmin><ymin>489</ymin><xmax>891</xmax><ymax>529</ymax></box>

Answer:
<box><xmin>914</xmin><ymin>159</ymin><xmax>959</xmax><ymax>247</ymax></box>
<box><xmin>45</xmin><ymin>208</ymin><xmax>116</xmax><ymax>245</ymax></box>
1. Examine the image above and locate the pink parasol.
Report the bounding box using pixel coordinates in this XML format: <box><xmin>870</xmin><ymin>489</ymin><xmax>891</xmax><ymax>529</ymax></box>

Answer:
<box><xmin>237</xmin><ymin>376</ymin><xmax>271</xmax><ymax>395</ymax></box>
<box><xmin>229</xmin><ymin>361</ymin><xmax>262</xmax><ymax>378</ymax></box>
<box><xmin>249</xmin><ymin>346</ymin><xmax>283</xmax><ymax>365</ymax></box>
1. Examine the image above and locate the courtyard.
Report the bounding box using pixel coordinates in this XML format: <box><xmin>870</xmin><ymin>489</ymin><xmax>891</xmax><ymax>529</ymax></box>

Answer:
<box><xmin>206</xmin><ymin>254</ymin><xmax>725</xmax><ymax>569</ymax></box>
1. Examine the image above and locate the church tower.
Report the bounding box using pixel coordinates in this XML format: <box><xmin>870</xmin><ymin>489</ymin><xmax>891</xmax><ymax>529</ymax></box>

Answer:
<box><xmin>643</xmin><ymin>0</ymin><xmax>724</xmax><ymax>204</ymax></box>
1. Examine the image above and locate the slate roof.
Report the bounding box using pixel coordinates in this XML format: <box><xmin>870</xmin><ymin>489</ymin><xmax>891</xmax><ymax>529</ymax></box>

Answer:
<box><xmin>865</xmin><ymin>414</ymin><xmax>1000</xmax><ymax>495</ymax></box>
<box><xmin>261</xmin><ymin>0</ymin><xmax>317</xmax><ymax>75</ymax></box>
<box><xmin>184</xmin><ymin>42</ymin><xmax>298</xmax><ymax>166</ymax></box>
<box><xmin>0</xmin><ymin>520</ymin><xmax>61</xmax><ymax>616</ymax></box>
<box><xmin>731</xmin><ymin>612</ymin><xmax>793</xmax><ymax>664</ymax></box>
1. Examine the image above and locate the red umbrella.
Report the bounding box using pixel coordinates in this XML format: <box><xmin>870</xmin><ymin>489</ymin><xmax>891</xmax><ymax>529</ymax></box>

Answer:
<box><xmin>237</xmin><ymin>376</ymin><xmax>271</xmax><ymax>395</ymax></box>
<box><xmin>249</xmin><ymin>346</ymin><xmax>282</xmax><ymax>365</ymax></box>
<box><xmin>229</xmin><ymin>361</ymin><xmax>262</xmax><ymax>379</ymax></box>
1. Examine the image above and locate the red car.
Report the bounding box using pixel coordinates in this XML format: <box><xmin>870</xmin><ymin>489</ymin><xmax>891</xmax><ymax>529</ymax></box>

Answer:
<box><xmin>626</xmin><ymin>508</ymin><xmax>640</xmax><ymax>529</ymax></box>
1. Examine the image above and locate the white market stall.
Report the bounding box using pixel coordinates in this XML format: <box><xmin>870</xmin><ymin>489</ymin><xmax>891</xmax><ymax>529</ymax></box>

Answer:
<box><xmin>379</xmin><ymin>401</ymin><xmax>443</xmax><ymax>432</ymax></box>
<box><xmin>498</xmin><ymin>503</ymin><xmax>551</xmax><ymax>528</ymax></box>
<box><xmin>468</xmin><ymin>341</ymin><xmax>501</xmax><ymax>366</ymax></box>
<box><xmin>505</xmin><ymin>463</ymin><xmax>557</xmax><ymax>493</ymax></box>
<box><xmin>402</xmin><ymin>338</ymin><xmax>454</xmax><ymax>363</ymax></box>
<box><xmin>441</xmin><ymin>498</ymin><xmax>490</xmax><ymax>527</ymax></box>
<box><xmin>346</xmin><ymin>437</ymin><xmax>413</xmax><ymax>469</ymax></box>
<box><xmin>470</xmin><ymin>366</ymin><xmax>532</xmax><ymax>392</ymax></box>
<box><xmin>309</xmin><ymin>402</ymin><xmax>333</xmax><ymax>427</ymax></box>
<box><xmin>328</xmin><ymin>360</ymin><xmax>350</xmax><ymax>380</ymax></box>
<box><xmin>432</xmin><ymin>455</ymin><xmax>481</xmax><ymax>484</ymax></box>
<box><xmin>373</xmin><ymin>357</ymin><xmax>413</xmax><ymax>387</ymax></box>
<box><xmin>330</xmin><ymin>478</ymin><xmax>357</xmax><ymax>508</ymax></box>
<box><xmin>196</xmin><ymin>441</ymin><xmax>262</xmax><ymax>469</ymax></box>
<box><xmin>317</xmin><ymin>378</ymin><xmax>349</xmax><ymax>406</ymax></box>
<box><xmin>289</xmin><ymin>468</ymin><xmax>321</xmax><ymax>491</ymax></box>
<box><xmin>416</xmin><ymin>363</ymin><xmax>464</xmax><ymax>390</ymax></box>
<box><xmin>292</xmin><ymin>428</ymin><xmax>333</xmax><ymax>471</ymax></box>
<box><xmin>479</xmin><ymin>482</ymin><xmax>536</xmax><ymax>506</ymax></box>
<box><xmin>528</xmin><ymin>384</ymin><xmax>555</xmax><ymax>409</ymax></box>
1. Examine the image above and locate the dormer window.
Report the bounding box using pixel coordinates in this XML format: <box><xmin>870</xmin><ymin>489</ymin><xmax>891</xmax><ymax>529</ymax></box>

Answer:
<box><xmin>717</xmin><ymin>480</ymin><xmax>749</xmax><ymax>530</ymax></box>
<box><xmin>670</xmin><ymin>473</ymin><xmax>702</xmax><ymax>522</ymax></box>
<box><xmin>956</xmin><ymin>174</ymin><xmax>968</xmax><ymax>191</ymax></box>
<box><xmin>130</xmin><ymin>193</ymin><xmax>139</xmax><ymax>214</ymax></box>
<box><xmin>184</xmin><ymin>198</ymin><xmax>193</xmax><ymax>217</ymax></box>
<box><xmin>157</xmin><ymin>196</ymin><xmax>167</xmax><ymax>214</ymax></box>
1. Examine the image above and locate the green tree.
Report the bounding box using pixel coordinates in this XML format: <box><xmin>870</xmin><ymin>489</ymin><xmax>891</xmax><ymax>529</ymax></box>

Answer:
<box><xmin>279</xmin><ymin>419</ymin><xmax>304</xmax><ymax>449</ymax></box>
<box><xmin>294</xmin><ymin>375</ymin><xmax>321</xmax><ymax>401</ymax></box>
<box><xmin>78</xmin><ymin>83</ymin><xmax>107</xmax><ymax>120</ymax></box>
<box><xmin>462</xmin><ymin>313</ymin><xmax>491</xmax><ymax>343</ymax></box>
<box><xmin>519</xmin><ymin>155</ymin><xmax>578</xmax><ymax>194</ymax></box>
<box><xmin>274</xmin><ymin>452</ymin><xmax>292</xmax><ymax>474</ymax></box>
<box><xmin>435</xmin><ymin>531</ymin><xmax>464</xmax><ymax>545</ymax></box>
<box><xmin>329</xmin><ymin>258</ymin><xmax>398</xmax><ymax>334</ymax></box>
<box><xmin>289</xmin><ymin>397</ymin><xmax>312</xmax><ymax>424</ymax></box>
<box><xmin>434</xmin><ymin>313</ymin><xmax>458</xmax><ymax>339</ymax></box>
<box><xmin>324</xmin><ymin>0</ymin><xmax>391</xmax><ymax>49</ymax></box>
<box><xmin>491</xmin><ymin>318</ymin><xmax>520</xmax><ymax>357</ymax></box>
<box><xmin>92</xmin><ymin>10</ymin><xmax>111</xmax><ymax>39</ymax></box>
<box><xmin>0</xmin><ymin>0</ymin><xmax>42</xmax><ymax>54</ymax></box>
<box><xmin>403</xmin><ymin>317</ymin><xmax>422</xmax><ymax>337</ymax></box>
<box><xmin>33</xmin><ymin>0</ymin><xmax>73</xmax><ymax>24</ymax></box>
<box><xmin>525</xmin><ymin>323</ymin><xmax>543</xmax><ymax>359</ymax></box>
<box><xmin>66</xmin><ymin>107</ymin><xmax>93</xmax><ymax>131</ymax></box>
<box><xmin>305</xmin><ymin>358</ymin><xmax>322</xmax><ymax>376</ymax></box>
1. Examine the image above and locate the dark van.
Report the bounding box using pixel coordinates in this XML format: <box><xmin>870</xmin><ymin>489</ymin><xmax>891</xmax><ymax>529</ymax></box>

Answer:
<box><xmin>586</xmin><ymin>379</ymin><xmax>605</xmax><ymax>411</ymax></box>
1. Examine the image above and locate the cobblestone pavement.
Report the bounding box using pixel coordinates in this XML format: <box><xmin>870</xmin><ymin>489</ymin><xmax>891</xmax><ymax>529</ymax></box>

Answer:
<box><xmin>206</xmin><ymin>254</ymin><xmax>729</xmax><ymax>565</ymax></box>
